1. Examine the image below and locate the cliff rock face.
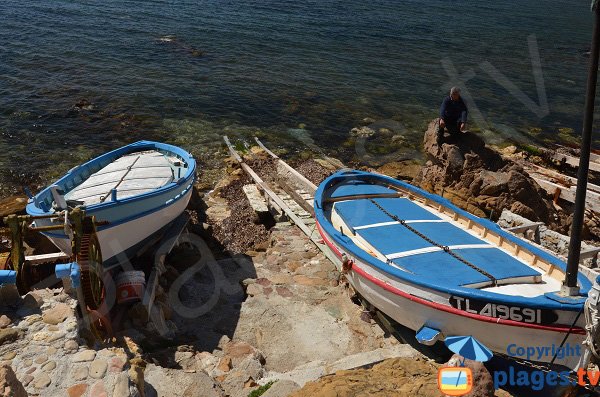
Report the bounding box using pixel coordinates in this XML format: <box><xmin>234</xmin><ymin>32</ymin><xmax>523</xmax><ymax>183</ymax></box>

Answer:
<box><xmin>414</xmin><ymin>121</ymin><xmax>560</xmax><ymax>228</ymax></box>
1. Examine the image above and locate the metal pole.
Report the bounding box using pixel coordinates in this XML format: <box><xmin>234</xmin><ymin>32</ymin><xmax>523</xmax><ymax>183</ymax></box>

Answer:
<box><xmin>563</xmin><ymin>2</ymin><xmax>600</xmax><ymax>295</ymax></box>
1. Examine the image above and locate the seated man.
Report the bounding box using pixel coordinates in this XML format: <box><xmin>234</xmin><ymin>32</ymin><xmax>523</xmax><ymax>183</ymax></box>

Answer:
<box><xmin>438</xmin><ymin>87</ymin><xmax>468</xmax><ymax>143</ymax></box>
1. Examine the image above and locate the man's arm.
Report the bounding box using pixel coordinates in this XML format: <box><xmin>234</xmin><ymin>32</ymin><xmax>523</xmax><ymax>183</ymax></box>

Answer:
<box><xmin>440</xmin><ymin>97</ymin><xmax>449</xmax><ymax>119</ymax></box>
<box><xmin>460</xmin><ymin>100</ymin><xmax>468</xmax><ymax>123</ymax></box>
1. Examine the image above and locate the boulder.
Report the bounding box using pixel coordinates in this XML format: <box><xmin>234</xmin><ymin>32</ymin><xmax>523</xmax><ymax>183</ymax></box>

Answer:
<box><xmin>415</xmin><ymin>120</ymin><xmax>559</xmax><ymax>226</ymax></box>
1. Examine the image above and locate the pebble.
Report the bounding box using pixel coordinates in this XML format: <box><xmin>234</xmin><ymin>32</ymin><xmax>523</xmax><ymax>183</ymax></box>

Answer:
<box><xmin>42</xmin><ymin>361</ymin><xmax>56</xmax><ymax>371</ymax></box>
<box><xmin>47</xmin><ymin>346</ymin><xmax>58</xmax><ymax>355</ymax></box>
<box><xmin>33</xmin><ymin>372</ymin><xmax>51</xmax><ymax>388</ymax></box>
<box><xmin>2</xmin><ymin>352</ymin><xmax>16</xmax><ymax>360</ymax></box>
<box><xmin>24</xmin><ymin>314</ymin><xmax>42</xmax><ymax>325</ymax></box>
<box><xmin>0</xmin><ymin>315</ymin><xmax>11</xmax><ymax>328</ymax></box>
<box><xmin>34</xmin><ymin>355</ymin><xmax>48</xmax><ymax>365</ymax></box>
<box><xmin>108</xmin><ymin>357</ymin><xmax>126</xmax><ymax>373</ymax></box>
<box><xmin>42</xmin><ymin>303</ymin><xmax>73</xmax><ymax>325</ymax></box>
<box><xmin>65</xmin><ymin>321</ymin><xmax>78</xmax><ymax>332</ymax></box>
<box><xmin>112</xmin><ymin>373</ymin><xmax>130</xmax><ymax>397</ymax></box>
<box><xmin>67</xmin><ymin>383</ymin><xmax>89</xmax><ymax>397</ymax></box>
<box><xmin>72</xmin><ymin>350</ymin><xmax>96</xmax><ymax>363</ymax></box>
<box><xmin>21</xmin><ymin>374</ymin><xmax>34</xmax><ymax>386</ymax></box>
<box><xmin>71</xmin><ymin>366</ymin><xmax>89</xmax><ymax>381</ymax></box>
<box><xmin>26</xmin><ymin>366</ymin><xmax>36</xmax><ymax>374</ymax></box>
<box><xmin>90</xmin><ymin>380</ymin><xmax>107</xmax><ymax>397</ymax></box>
<box><xmin>89</xmin><ymin>359</ymin><xmax>107</xmax><ymax>379</ymax></box>
<box><xmin>22</xmin><ymin>359</ymin><xmax>32</xmax><ymax>368</ymax></box>
<box><xmin>32</xmin><ymin>331</ymin><xmax>52</xmax><ymax>342</ymax></box>
<box><xmin>47</xmin><ymin>331</ymin><xmax>66</xmax><ymax>343</ymax></box>
<box><xmin>64</xmin><ymin>340</ymin><xmax>79</xmax><ymax>352</ymax></box>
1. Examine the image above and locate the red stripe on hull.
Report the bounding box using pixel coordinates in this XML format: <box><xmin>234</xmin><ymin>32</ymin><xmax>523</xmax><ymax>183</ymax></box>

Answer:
<box><xmin>315</xmin><ymin>221</ymin><xmax>585</xmax><ymax>335</ymax></box>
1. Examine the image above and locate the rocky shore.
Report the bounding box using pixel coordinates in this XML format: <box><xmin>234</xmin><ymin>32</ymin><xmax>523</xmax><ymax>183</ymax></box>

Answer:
<box><xmin>1</xmin><ymin>121</ymin><xmax>599</xmax><ymax>397</ymax></box>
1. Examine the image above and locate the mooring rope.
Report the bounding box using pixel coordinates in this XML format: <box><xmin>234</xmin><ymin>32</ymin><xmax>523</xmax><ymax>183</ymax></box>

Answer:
<box><xmin>368</xmin><ymin>198</ymin><xmax>498</xmax><ymax>286</ymax></box>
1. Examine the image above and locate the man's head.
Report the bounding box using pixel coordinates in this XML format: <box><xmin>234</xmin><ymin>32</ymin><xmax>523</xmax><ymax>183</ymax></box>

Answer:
<box><xmin>450</xmin><ymin>86</ymin><xmax>461</xmax><ymax>101</ymax></box>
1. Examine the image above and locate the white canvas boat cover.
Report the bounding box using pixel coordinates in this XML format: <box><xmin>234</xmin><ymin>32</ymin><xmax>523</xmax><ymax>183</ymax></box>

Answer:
<box><xmin>65</xmin><ymin>150</ymin><xmax>175</xmax><ymax>205</ymax></box>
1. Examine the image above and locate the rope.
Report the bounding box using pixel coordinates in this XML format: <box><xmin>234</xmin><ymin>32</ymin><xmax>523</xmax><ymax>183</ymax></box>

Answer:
<box><xmin>550</xmin><ymin>308</ymin><xmax>584</xmax><ymax>366</ymax></box>
<box><xmin>368</xmin><ymin>198</ymin><xmax>498</xmax><ymax>285</ymax></box>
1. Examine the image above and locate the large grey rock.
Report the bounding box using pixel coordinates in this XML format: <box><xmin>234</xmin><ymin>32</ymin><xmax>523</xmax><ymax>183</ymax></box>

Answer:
<box><xmin>144</xmin><ymin>364</ymin><xmax>223</xmax><ymax>397</ymax></box>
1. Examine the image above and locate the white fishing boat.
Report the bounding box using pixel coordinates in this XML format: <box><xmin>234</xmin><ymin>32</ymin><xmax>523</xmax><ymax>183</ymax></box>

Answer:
<box><xmin>26</xmin><ymin>140</ymin><xmax>196</xmax><ymax>264</ymax></box>
<box><xmin>314</xmin><ymin>170</ymin><xmax>600</xmax><ymax>371</ymax></box>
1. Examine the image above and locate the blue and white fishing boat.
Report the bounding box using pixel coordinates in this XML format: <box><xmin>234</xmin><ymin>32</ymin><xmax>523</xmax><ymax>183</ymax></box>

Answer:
<box><xmin>26</xmin><ymin>141</ymin><xmax>196</xmax><ymax>264</ymax></box>
<box><xmin>314</xmin><ymin>170</ymin><xmax>600</xmax><ymax>371</ymax></box>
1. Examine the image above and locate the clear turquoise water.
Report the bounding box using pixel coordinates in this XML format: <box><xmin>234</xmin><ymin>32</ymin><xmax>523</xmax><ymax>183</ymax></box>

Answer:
<box><xmin>0</xmin><ymin>0</ymin><xmax>596</xmax><ymax>194</ymax></box>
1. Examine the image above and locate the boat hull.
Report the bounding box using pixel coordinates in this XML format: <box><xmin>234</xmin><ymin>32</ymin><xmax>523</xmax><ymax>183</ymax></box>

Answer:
<box><xmin>26</xmin><ymin>140</ymin><xmax>196</xmax><ymax>265</ymax></box>
<box><xmin>317</xmin><ymin>221</ymin><xmax>585</xmax><ymax>370</ymax></box>
<box><xmin>40</xmin><ymin>188</ymin><xmax>192</xmax><ymax>264</ymax></box>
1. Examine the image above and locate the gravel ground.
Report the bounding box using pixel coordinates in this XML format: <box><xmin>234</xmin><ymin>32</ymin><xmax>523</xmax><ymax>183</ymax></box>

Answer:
<box><xmin>292</xmin><ymin>159</ymin><xmax>332</xmax><ymax>185</ymax></box>
<box><xmin>210</xmin><ymin>155</ymin><xmax>280</xmax><ymax>255</ymax></box>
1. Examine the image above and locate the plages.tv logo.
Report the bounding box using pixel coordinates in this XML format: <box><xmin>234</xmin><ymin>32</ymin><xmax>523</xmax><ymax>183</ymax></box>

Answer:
<box><xmin>438</xmin><ymin>367</ymin><xmax>473</xmax><ymax>396</ymax></box>
<box><xmin>437</xmin><ymin>335</ymin><xmax>493</xmax><ymax>396</ymax></box>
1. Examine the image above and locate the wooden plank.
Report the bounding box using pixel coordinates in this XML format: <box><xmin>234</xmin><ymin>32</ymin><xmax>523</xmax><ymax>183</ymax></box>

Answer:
<box><xmin>255</xmin><ymin>137</ymin><xmax>318</xmax><ymax>194</ymax></box>
<box><xmin>223</xmin><ymin>136</ymin><xmax>243</xmax><ymax>163</ymax></box>
<box><xmin>580</xmin><ymin>247</ymin><xmax>600</xmax><ymax>261</ymax></box>
<box><xmin>506</xmin><ymin>222</ymin><xmax>544</xmax><ymax>234</ymax></box>
<box><xmin>25</xmin><ymin>252</ymin><xmax>69</xmax><ymax>265</ymax></box>
<box><xmin>553</xmin><ymin>152</ymin><xmax>600</xmax><ymax>173</ymax></box>
<box><xmin>276</xmin><ymin>177</ymin><xmax>315</xmax><ymax>217</ymax></box>
<box><xmin>524</xmin><ymin>163</ymin><xmax>600</xmax><ymax>194</ymax></box>
<box><xmin>533</xmin><ymin>177</ymin><xmax>600</xmax><ymax>212</ymax></box>
<box><xmin>242</xmin><ymin>184</ymin><xmax>270</xmax><ymax>214</ymax></box>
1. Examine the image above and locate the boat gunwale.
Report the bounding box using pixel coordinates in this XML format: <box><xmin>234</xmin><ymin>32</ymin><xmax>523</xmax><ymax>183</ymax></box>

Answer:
<box><xmin>314</xmin><ymin>170</ymin><xmax>591</xmax><ymax>312</ymax></box>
